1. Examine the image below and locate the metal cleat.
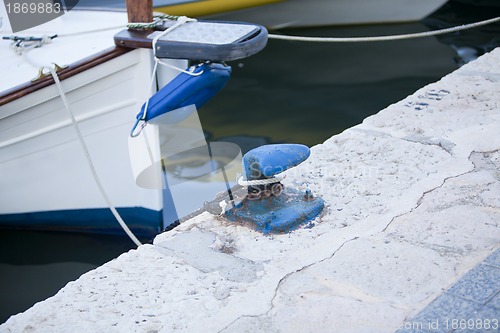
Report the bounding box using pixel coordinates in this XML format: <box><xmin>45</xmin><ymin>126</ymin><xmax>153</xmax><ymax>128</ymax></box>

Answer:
<box><xmin>225</xmin><ymin>144</ymin><xmax>324</xmax><ymax>234</ymax></box>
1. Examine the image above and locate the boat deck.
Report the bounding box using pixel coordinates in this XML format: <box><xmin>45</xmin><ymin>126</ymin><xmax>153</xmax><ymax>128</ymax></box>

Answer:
<box><xmin>1</xmin><ymin>48</ymin><xmax>499</xmax><ymax>332</ymax></box>
<box><xmin>0</xmin><ymin>9</ymin><xmax>127</xmax><ymax>95</ymax></box>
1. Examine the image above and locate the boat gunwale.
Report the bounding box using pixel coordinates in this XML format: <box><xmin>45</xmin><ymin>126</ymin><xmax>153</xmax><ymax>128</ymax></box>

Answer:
<box><xmin>0</xmin><ymin>46</ymin><xmax>132</xmax><ymax>107</ymax></box>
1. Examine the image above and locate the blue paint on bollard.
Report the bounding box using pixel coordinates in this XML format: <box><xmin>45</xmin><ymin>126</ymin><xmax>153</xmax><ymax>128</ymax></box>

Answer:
<box><xmin>225</xmin><ymin>143</ymin><xmax>324</xmax><ymax>234</ymax></box>
<box><xmin>243</xmin><ymin>144</ymin><xmax>310</xmax><ymax>180</ymax></box>
<box><xmin>225</xmin><ymin>188</ymin><xmax>325</xmax><ymax>234</ymax></box>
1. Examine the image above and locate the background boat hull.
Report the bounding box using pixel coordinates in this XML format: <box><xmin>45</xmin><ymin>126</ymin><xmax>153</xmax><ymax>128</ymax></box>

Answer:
<box><xmin>201</xmin><ymin>0</ymin><xmax>450</xmax><ymax>28</ymax></box>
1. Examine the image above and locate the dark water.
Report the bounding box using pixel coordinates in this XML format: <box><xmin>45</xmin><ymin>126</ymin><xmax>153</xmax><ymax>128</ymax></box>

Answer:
<box><xmin>0</xmin><ymin>230</ymin><xmax>145</xmax><ymax>323</ymax></box>
<box><xmin>200</xmin><ymin>2</ymin><xmax>500</xmax><ymax>148</ymax></box>
<box><xmin>1</xmin><ymin>1</ymin><xmax>499</xmax><ymax>324</ymax></box>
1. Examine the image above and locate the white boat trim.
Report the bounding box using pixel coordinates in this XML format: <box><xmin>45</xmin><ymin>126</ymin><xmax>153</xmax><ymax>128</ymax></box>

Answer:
<box><xmin>0</xmin><ymin>100</ymin><xmax>135</xmax><ymax>150</ymax></box>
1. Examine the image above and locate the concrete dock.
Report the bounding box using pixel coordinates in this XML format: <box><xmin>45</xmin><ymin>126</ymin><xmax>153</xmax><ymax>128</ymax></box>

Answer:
<box><xmin>1</xmin><ymin>48</ymin><xmax>499</xmax><ymax>332</ymax></box>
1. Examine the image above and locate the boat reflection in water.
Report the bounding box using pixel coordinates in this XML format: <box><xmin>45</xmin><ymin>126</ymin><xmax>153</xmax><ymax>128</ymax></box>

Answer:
<box><xmin>129</xmin><ymin>104</ymin><xmax>244</xmax><ymax>223</ymax></box>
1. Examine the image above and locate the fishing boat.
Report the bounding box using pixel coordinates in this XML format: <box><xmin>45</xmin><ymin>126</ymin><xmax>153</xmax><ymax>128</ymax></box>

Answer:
<box><xmin>158</xmin><ymin>0</ymin><xmax>450</xmax><ymax>29</ymax></box>
<box><xmin>153</xmin><ymin>0</ymin><xmax>282</xmax><ymax>17</ymax></box>
<box><xmin>78</xmin><ymin>0</ymin><xmax>449</xmax><ymax>29</ymax></box>
<box><xmin>0</xmin><ymin>3</ymin><xmax>267</xmax><ymax>238</ymax></box>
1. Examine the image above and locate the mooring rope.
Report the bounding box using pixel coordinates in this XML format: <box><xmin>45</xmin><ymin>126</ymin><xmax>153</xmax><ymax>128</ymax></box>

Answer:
<box><xmin>2</xmin><ymin>13</ymin><xmax>183</xmax><ymax>41</ymax></box>
<box><xmin>7</xmin><ymin>15</ymin><xmax>201</xmax><ymax>242</ymax></box>
<box><xmin>21</xmin><ymin>52</ymin><xmax>143</xmax><ymax>246</ymax></box>
<box><xmin>46</xmin><ymin>66</ymin><xmax>143</xmax><ymax>247</ymax></box>
<box><xmin>4</xmin><ymin>25</ymin><xmax>143</xmax><ymax>246</ymax></box>
<box><xmin>268</xmin><ymin>16</ymin><xmax>500</xmax><ymax>43</ymax></box>
<box><xmin>127</xmin><ymin>13</ymin><xmax>183</xmax><ymax>30</ymax></box>
<box><xmin>238</xmin><ymin>175</ymin><xmax>285</xmax><ymax>187</ymax></box>
<box><xmin>5</xmin><ymin>14</ymin><xmax>499</xmax><ymax>45</ymax></box>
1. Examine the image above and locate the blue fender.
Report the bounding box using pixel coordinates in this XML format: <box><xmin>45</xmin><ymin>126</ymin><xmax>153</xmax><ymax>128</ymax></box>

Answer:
<box><xmin>137</xmin><ymin>62</ymin><xmax>231</xmax><ymax>122</ymax></box>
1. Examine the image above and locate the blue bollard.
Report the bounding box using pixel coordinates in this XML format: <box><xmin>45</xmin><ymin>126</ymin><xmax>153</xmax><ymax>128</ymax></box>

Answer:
<box><xmin>243</xmin><ymin>144</ymin><xmax>310</xmax><ymax>180</ymax></box>
<box><xmin>225</xmin><ymin>144</ymin><xmax>324</xmax><ymax>234</ymax></box>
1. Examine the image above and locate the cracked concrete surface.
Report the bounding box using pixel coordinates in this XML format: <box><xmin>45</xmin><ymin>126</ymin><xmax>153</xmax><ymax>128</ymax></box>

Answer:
<box><xmin>2</xmin><ymin>49</ymin><xmax>499</xmax><ymax>333</ymax></box>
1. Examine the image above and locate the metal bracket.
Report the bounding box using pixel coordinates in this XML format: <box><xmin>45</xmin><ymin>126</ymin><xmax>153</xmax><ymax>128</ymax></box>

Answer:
<box><xmin>31</xmin><ymin>63</ymin><xmax>68</xmax><ymax>82</ymax></box>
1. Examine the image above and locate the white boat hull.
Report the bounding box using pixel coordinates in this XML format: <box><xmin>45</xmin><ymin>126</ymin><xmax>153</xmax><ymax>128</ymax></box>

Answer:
<box><xmin>203</xmin><ymin>0</ymin><xmax>449</xmax><ymax>29</ymax></box>
<box><xmin>0</xmin><ymin>48</ymin><xmax>172</xmax><ymax>236</ymax></box>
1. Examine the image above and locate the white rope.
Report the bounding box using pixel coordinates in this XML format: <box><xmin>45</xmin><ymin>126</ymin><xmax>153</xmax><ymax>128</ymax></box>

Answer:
<box><xmin>56</xmin><ymin>25</ymin><xmax>125</xmax><ymax>38</ymax></box>
<box><xmin>268</xmin><ymin>16</ymin><xmax>500</xmax><ymax>43</ymax></box>
<box><xmin>8</xmin><ymin>15</ymin><xmax>200</xmax><ymax>243</ymax></box>
<box><xmin>135</xmin><ymin>58</ymin><xmax>160</xmax><ymax>129</ymax></box>
<box><xmin>4</xmin><ymin>14</ymin><xmax>185</xmax><ymax>42</ymax></box>
<box><xmin>20</xmin><ymin>51</ymin><xmax>142</xmax><ymax>246</ymax></box>
<box><xmin>156</xmin><ymin>58</ymin><xmax>205</xmax><ymax>76</ymax></box>
<box><xmin>47</xmin><ymin>65</ymin><xmax>142</xmax><ymax>247</ymax></box>
<box><xmin>2</xmin><ymin>25</ymin><xmax>126</xmax><ymax>40</ymax></box>
<box><xmin>4</xmin><ymin>34</ymin><xmax>56</xmax><ymax>55</ymax></box>
<box><xmin>238</xmin><ymin>175</ymin><xmax>285</xmax><ymax>187</ymax></box>
<box><xmin>25</xmin><ymin>14</ymin><xmax>184</xmax><ymax>38</ymax></box>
